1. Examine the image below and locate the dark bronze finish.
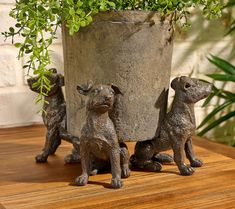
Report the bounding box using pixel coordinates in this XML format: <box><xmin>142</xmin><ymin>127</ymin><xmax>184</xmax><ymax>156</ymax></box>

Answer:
<box><xmin>131</xmin><ymin>76</ymin><xmax>212</xmax><ymax>176</ymax></box>
<box><xmin>75</xmin><ymin>81</ymin><xmax>130</xmax><ymax>188</ymax></box>
<box><xmin>27</xmin><ymin>69</ymin><xmax>80</xmax><ymax>163</ymax></box>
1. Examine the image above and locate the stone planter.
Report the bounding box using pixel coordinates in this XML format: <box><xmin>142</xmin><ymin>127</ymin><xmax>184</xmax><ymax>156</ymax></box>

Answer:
<box><xmin>62</xmin><ymin>11</ymin><xmax>173</xmax><ymax>142</ymax></box>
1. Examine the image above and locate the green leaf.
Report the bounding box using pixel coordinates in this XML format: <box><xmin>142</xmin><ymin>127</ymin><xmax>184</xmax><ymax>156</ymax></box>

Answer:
<box><xmin>25</xmin><ymin>49</ymin><xmax>33</xmax><ymax>54</ymax></box>
<box><xmin>225</xmin><ymin>20</ymin><xmax>235</xmax><ymax>36</ymax></box>
<box><xmin>198</xmin><ymin>110</ymin><xmax>235</xmax><ymax>136</ymax></box>
<box><xmin>15</xmin><ymin>23</ymin><xmax>21</xmax><ymax>28</ymax></box>
<box><xmin>28</xmin><ymin>20</ymin><xmax>36</xmax><ymax>28</ymax></box>
<box><xmin>43</xmin><ymin>76</ymin><xmax>51</xmax><ymax>86</ymax></box>
<box><xmin>14</xmin><ymin>43</ymin><xmax>21</xmax><ymax>48</ymax></box>
<box><xmin>206</xmin><ymin>74</ymin><xmax>235</xmax><ymax>82</ymax></box>
<box><xmin>32</xmin><ymin>81</ymin><xmax>39</xmax><ymax>89</ymax></box>
<box><xmin>208</xmin><ymin>55</ymin><xmax>235</xmax><ymax>75</ymax></box>
<box><xmin>69</xmin><ymin>8</ymin><xmax>75</xmax><ymax>16</ymax></box>
<box><xmin>80</xmin><ymin>21</ymin><xmax>86</xmax><ymax>27</ymax></box>
<box><xmin>51</xmin><ymin>7</ymin><xmax>59</xmax><ymax>14</ymax></box>
<box><xmin>202</xmin><ymin>92</ymin><xmax>215</xmax><ymax>107</ymax></box>
<box><xmin>86</xmin><ymin>16</ymin><xmax>92</xmax><ymax>23</ymax></box>
<box><xmin>38</xmin><ymin>5</ymin><xmax>45</xmax><ymax>12</ymax></box>
<box><xmin>222</xmin><ymin>90</ymin><xmax>235</xmax><ymax>101</ymax></box>
<box><xmin>198</xmin><ymin>100</ymin><xmax>233</xmax><ymax>129</ymax></box>
<box><xmin>224</xmin><ymin>0</ymin><xmax>235</xmax><ymax>8</ymax></box>
<box><xmin>9</xmin><ymin>27</ymin><xmax>15</xmax><ymax>33</ymax></box>
<box><xmin>77</xmin><ymin>1</ymin><xmax>83</xmax><ymax>7</ymax></box>
<box><xmin>107</xmin><ymin>1</ymin><xmax>116</xmax><ymax>7</ymax></box>
<box><xmin>211</xmin><ymin>85</ymin><xmax>228</xmax><ymax>99</ymax></box>
<box><xmin>36</xmin><ymin>95</ymin><xmax>43</xmax><ymax>104</ymax></box>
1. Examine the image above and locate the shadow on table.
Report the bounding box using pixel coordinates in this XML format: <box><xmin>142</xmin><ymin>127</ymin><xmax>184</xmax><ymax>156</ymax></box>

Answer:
<box><xmin>0</xmin><ymin>141</ymin><xmax>80</xmax><ymax>184</ymax></box>
<box><xmin>0</xmin><ymin>141</ymin><xmax>182</xmax><ymax>187</ymax></box>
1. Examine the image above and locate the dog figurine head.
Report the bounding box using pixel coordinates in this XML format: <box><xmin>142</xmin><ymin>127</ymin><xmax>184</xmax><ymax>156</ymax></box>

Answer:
<box><xmin>27</xmin><ymin>68</ymin><xmax>64</xmax><ymax>96</ymax></box>
<box><xmin>77</xmin><ymin>81</ymin><xmax>123</xmax><ymax>114</ymax></box>
<box><xmin>171</xmin><ymin>76</ymin><xmax>212</xmax><ymax>103</ymax></box>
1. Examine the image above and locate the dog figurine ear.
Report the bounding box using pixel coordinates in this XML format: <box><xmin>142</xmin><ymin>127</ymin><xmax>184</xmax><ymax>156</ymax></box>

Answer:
<box><xmin>171</xmin><ymin>77</ymin><xmax>180</xmax><ymax>90</ymax></box>
<box><xmin>77</xmin><ymin>80</ymin><xmax>94</xmax><ymax>96</ymax></box>
<box><xmin>111</xmin><ymin>84</ymin><xmax>123</xmax><ymax>95</ymax></box>
<box><xmin>57</xmin><ymin>74</ymin><xmax>65</xmax><ymax>87</ymax></box>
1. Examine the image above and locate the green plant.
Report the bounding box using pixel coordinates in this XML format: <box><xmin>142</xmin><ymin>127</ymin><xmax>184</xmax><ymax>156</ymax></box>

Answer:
<box><xmin>197</xmin><ymin>55</ymin><xmax>235</xmax><ymax>140</ymax></box>
<box><xmin>197</xmin><ymin>0</ymin><xmax>235</xmax><ymax>144</ymax></box>
<box><xmin>2</xmin><ymin>0</ymin><xmax>223</xmax><ymax>107</ymax></box>
<box><xmin>224</xmin><ymin>0</ymin><xmax>235</xmax><ymax>35</ymax></box>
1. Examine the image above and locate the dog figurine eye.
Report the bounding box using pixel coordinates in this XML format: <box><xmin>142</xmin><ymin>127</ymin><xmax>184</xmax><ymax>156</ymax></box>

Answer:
<box><xmin>184</xmin><ymin>83</ymin><xmax>191</xmax><ymax>89</ymax></box>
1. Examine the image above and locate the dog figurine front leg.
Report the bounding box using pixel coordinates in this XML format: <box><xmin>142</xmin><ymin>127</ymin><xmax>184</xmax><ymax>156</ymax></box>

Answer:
<box><xmin>110</xmin><ymin>148</ymin><xmax>123</xmax><ymax>189</ymax></box>
<box><xmin>172</xmin><ymin>141</ymin><xmax>194</xmax><ymax>176</ymax></box>
<box><xmin>75</xmin><ymin>140</ymin><xmax>90</xmax><ymax>186</ymax></box>
<box><xmin>36</xmin><ymin>128</ymin><xmax>60</xmax><ymax>163</ymax></box>
<box><xmin>185</xmin><ymin>138</ymin><xmax>203</xmax><ymax>167</ymax></box>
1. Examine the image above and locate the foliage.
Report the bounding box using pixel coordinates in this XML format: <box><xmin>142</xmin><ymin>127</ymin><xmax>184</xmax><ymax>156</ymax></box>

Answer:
<box><xmin>2</xmin><ymin>0</ymin><xmax>223</xmax><ymax>106</ymax></box>
<box><xmin>197</xmin><ymin>55</ymin><xmax>235</xmax><ymax>144</ymax></box>
<box><xmin>224</xmin><ymin>0</ymin><xmax>235</xmax><ymax>35</ymax></box>
<box><xmin>198</xmin><ymin>0</ymin><xmax>235</xmax><ymax>146</ymax></box>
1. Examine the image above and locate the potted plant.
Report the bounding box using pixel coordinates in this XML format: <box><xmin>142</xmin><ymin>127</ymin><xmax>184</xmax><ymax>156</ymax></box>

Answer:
<box><xmin>3</xmin><ymin>0</ymin><xmax>223</xmax><ymax>141</ymax></box>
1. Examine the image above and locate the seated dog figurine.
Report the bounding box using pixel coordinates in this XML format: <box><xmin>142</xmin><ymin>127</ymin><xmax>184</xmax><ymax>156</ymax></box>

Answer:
<box><xmin>75</xmin><ymin>81</ymin><xmax>130</xmax><ymax>189</ymax></box>
<box><xmin>131</xmin><ymin>76</ymin><xmax>212</xmax><ymax>175</ymax></box>
<box><xmin>27</xmin><ymin>68</ymin><xmax>80</xmax><ymax>163</ymax></box>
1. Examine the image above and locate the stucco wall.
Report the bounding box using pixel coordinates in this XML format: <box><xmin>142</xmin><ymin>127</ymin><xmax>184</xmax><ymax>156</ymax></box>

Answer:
<box><xmin>0</xmin><ymin>2</ymin><xmax>234</xmax><ymax>142</ymax></box>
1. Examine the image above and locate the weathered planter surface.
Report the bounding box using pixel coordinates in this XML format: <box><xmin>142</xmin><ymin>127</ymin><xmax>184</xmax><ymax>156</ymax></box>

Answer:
<box><xmin>62</xmin><ymin>11</ymin><xmax>173</xmax><ymax>142</ymax></box>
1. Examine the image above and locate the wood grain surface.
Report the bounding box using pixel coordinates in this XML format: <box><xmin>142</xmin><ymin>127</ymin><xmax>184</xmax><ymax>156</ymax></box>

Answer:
<box><xmin>0</xmin><ymin>125</ymin><xmax>235</xmax><ymax>209</ymax></box>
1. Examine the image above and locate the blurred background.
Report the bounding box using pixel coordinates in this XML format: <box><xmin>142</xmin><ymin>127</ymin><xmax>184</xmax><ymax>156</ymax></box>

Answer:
<box><xmin>0</xmin><ymin>1</ymin><xmax>235</xmax><ymax>146</ymax></box>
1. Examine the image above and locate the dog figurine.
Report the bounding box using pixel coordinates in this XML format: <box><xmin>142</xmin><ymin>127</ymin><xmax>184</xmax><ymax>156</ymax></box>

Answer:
<box><xmin>27</xmin><ymin>68</ymin><xmax>80</xmax><ymax>163</ymax></box>
<box><xmin>75</xmin><ymin>81</ymin><xmax>130</xmax><ymax>188</ymax></box>
<box><xmin>131</xmin><ymin>76</ymin><xmax>212</xmax><ymax>175</ymax></box>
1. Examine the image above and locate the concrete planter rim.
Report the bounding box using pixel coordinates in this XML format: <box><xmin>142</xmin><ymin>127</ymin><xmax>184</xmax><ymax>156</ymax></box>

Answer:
<box><xmin>86</xmin><ymin>10</ymin><xmax>173</xmax><ymax>25</ymax></box>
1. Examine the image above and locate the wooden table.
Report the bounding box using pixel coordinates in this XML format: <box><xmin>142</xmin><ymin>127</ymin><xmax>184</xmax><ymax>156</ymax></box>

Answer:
<box><xmin>0</xmin><ymin>125</ymin><xmax>235</xmax><ymax>209</ymax></box>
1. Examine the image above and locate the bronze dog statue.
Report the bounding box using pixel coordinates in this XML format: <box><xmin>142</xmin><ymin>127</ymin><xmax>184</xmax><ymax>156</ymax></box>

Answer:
<box><xmin>75</xmin><ymin>81</ymin><xmax>130</xmax><ymax>188</ymax></box>
<box><xmin>131</xmin><ymin>76</ymin><xmax>212</xmax><ymax>175</ymax></box>
<box><xmin>27</xmin><ymin>68</ymin><xmax>80</xmax><ymax>163</ymax></box>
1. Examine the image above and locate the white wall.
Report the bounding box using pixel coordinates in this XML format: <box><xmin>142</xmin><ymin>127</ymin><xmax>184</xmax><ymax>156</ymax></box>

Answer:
<box><xmin>0</xmin><ymin>1</ymin><xmax>64</xmax><ymax>128</ymax></box>
<box><xmin>171</xmin><ymin>9</ymin><xmax>235</xmax><ymax>143</ymax></box>
<box><xmin>0</xmin><ymin>2</ymin><xmax>235</xmax><ymax>142</ymax></box>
